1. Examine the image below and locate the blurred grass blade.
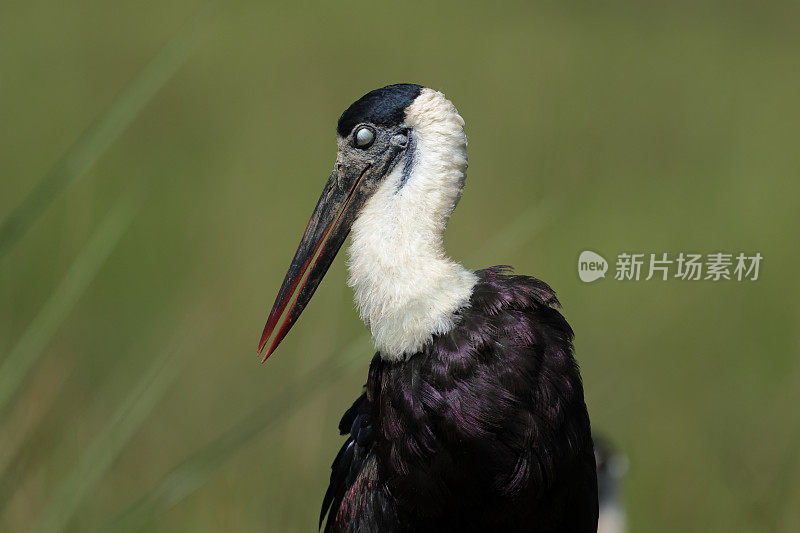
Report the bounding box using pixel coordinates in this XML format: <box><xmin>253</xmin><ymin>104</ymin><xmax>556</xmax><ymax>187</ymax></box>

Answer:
<box><xmin>96</xmin><ymin>200</ymin><xmax>557</xmax><ymax>532</ymax></box>
<box><xmin>0</xmin><ymin>358</ymin><xmax>69</xmax><ymax>484</ymax></box>
<box><xmin>96</xmin><ymin>334</ymin><xmax>368</xmax><ymax>533</ymax></box>
<box><xmin>0</xmin><ymin>197</ymin><xmax>140</xmax><ymax>412</ymax></box>
<box><xmin>468</xmin><ymin>196</ymin><xmax>561</xmax><ymax>267</ymax></box>
<box><xmin>32</xmin><ymin>333</ymin><xmax>186</xmax><ymax>533</ymax></box>
<box><xmin>0</xmin><ymin>15</ymin><xmax>202</xmax><ymax>262</ymax></box>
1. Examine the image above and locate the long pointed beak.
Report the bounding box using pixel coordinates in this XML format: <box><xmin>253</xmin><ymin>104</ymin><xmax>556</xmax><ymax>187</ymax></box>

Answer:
<box><xmin>257</xmin><ymin>163</ymin><xmax>371</xmax><ymax>361</ymax></box>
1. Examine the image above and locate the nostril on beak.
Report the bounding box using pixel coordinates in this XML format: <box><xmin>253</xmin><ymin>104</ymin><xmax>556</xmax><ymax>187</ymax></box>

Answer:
<box><xmin>335</xmin><ymin>163</ymin><xmax>344</xmax><ymax>190</ymax></box>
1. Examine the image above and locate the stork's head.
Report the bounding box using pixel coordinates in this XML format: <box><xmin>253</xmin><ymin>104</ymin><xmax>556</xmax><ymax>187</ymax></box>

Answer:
<box><xmin>259</xmin><ymin>84</ymin><xmax>470</xmax><ymax>360</ymax></box>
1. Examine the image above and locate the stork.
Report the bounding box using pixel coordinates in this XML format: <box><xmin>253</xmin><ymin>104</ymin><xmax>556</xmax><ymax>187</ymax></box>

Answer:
<box><xmin>258</xmin><ymin>84</ymin><xmax>598</xmax><ymax>532</ymax></box>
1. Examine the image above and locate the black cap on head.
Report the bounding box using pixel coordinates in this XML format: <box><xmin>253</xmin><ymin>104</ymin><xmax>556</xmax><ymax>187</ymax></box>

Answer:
<box><xmin>337</xmin><ymin>83</ymin><xmax>423</xmax><ymax>138</ymax></box>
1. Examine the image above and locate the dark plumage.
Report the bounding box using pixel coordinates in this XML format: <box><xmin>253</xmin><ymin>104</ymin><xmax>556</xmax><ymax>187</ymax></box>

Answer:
<box><xmin>321</xmin><ymin>267</ymin><xmax>598</xmax><ymax>532</ymax></box>
<box><xmin>337</xmin><ymin>83</ymin><xmax>423</xmax><ymax>137</ymax></box>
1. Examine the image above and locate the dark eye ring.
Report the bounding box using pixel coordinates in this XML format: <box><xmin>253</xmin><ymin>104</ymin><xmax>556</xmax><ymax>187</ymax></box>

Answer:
<box><xmin>353</xmin><ymin>126</ymin><xmax>375</xmax><ymax>148</ymax></box>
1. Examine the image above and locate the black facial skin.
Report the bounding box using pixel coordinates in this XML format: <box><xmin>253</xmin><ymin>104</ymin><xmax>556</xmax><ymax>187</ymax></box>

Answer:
<box><xmin>337</xmin><ymin>123</ymin><xmax>410</xmax><ymax>195</ymax></box>
<box><xmin>258</xmin><ymin>121</ymin><xmax>412</xmax><ymax>359</ymax></box>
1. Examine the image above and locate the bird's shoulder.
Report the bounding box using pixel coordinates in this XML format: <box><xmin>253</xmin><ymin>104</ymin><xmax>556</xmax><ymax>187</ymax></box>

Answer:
<box><xmin>469</xmin><ymin>264</ymin><xmax>569</xmax><ymax>322</ymax></box>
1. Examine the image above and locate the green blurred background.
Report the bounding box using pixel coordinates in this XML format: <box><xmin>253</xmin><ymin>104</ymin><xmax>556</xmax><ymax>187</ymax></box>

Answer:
<box><xmin>1</xmin><ymin>1</ymin><xmax>798</xmax><ymax>531</ymax></box>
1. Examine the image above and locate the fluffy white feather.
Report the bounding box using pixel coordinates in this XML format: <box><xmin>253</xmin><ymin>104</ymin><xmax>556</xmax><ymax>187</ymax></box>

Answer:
<box><xmin>347</xmin><ymin>88</ymin><xmax>478</xmax><ymax>361</ymax></box>
<box><xmin>597</xmin><ymin>506</ymin><xmax>627</xmax><ymax>533</ymax></box>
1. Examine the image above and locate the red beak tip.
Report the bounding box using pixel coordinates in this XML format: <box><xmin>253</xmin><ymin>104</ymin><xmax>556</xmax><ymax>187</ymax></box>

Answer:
<box><xmin>257</xmin><ymin>340</ymin><xmax>268</xmax><ymax>359</ymax></box>
<box><xmin>259</xmin><ymin>345</ymin><xmax>277</xmax><ymax>363</ymax></box>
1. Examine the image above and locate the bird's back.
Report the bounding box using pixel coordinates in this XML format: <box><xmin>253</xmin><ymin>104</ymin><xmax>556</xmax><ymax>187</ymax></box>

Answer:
<box><xmin>321</xmin><ymin>266</ymin><xmax>598</xmax><ymax>532</ymax></box>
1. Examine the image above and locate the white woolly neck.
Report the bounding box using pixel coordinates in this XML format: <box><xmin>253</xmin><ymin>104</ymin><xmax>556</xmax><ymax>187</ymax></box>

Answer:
<box><xmin>346</xmin><ymin>88</ymin><xmax>478</xmax><ymax>361</ymax></box>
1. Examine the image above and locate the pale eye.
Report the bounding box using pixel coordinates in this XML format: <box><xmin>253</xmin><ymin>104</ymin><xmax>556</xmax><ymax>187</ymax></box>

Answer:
<box><xmin>354</xmin><ymin>127</ymin><xmax>375</xmax><ymax>148</ymax></box>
